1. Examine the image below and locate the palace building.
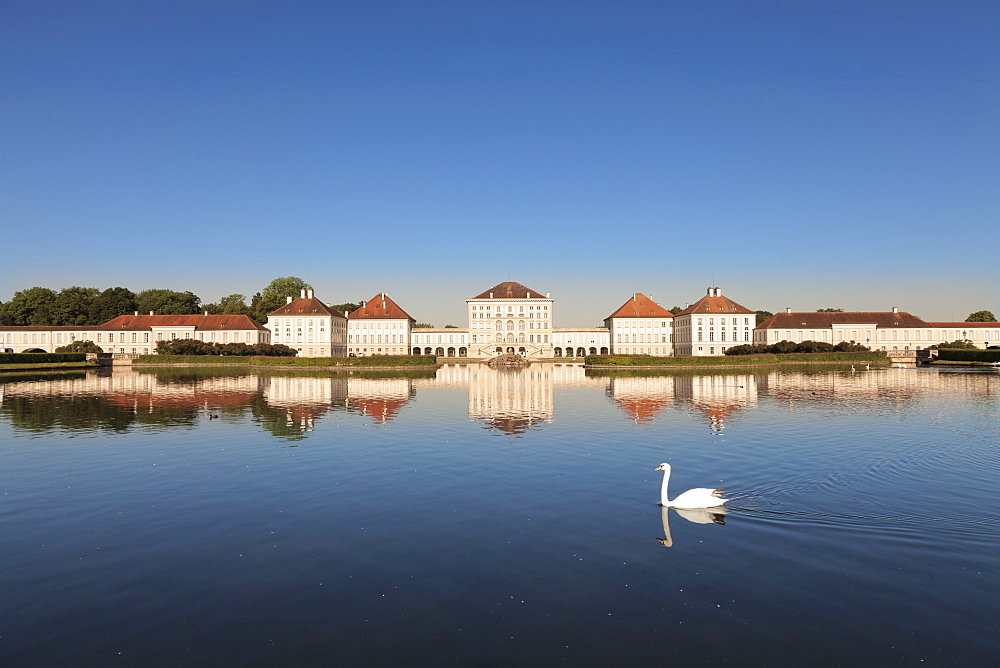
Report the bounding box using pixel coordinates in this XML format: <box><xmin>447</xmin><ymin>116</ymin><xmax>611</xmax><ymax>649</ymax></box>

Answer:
<box><xmin>672</xmin><ymin>287</ymin><xmax>756</xmax><ymax>356</ymax></box>
<box><xmin>4</xmin><ymin>280</ymin><xmax>995</xmax><ymax>357</ymax></box>
<box><xmin>266</xmin><ymin>288</ymin><xmax>347</xmax><ymax>357</ymax></box>
<box><xmin>347</xmin><ymin>292</ymin><xmax>415</xmax><ymax>357</ymax></box>
<box><xmin>0</xmin><ymin>312</ymin><xmax>269</xmax><ymax>355</ymax></box>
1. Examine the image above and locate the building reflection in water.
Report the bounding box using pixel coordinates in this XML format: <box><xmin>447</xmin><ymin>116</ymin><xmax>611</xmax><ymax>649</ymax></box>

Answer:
<box><xmin>0</xmin><ymin>365</ymin><xmax>995</xmax><ymax>439</ymax></box>
<box><xmin>607</xmin><ymin>375</ymin><xmax>675</xmax><ymax>424</ymax></box>
<box><xmin>675</xmin><ymin>373</ymin><xmax>757</xmax><ymax>435</ymax></box>
<box><xmin>434</xmin><ymin>363</ymin><xmax>600</xmax><ymax>436</ymax></box>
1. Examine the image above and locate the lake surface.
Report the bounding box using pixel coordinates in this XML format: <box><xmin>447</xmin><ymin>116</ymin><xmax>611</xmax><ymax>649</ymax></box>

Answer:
<box><xmin>1</xmin><ymin>363</ymin><xmax>997</xmax><ymax>665</ymax></box>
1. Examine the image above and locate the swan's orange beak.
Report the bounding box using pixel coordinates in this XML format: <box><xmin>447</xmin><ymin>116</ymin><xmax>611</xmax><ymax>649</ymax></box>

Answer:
<box><xmin>654</xmin><ymin>465</ymin><xmax>663</xmax><ymax>471</ymax></box>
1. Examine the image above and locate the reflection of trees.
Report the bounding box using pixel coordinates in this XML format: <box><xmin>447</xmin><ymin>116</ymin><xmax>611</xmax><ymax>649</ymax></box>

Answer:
<box><xmin>248</xmin><ymin>395</ymin><xmax>334</xmax><ymax>441</ymax></box>
<box><xmin>0</xmin><ymin>394</ymin><xmax>198</xmax><ymax>433</ymax></box>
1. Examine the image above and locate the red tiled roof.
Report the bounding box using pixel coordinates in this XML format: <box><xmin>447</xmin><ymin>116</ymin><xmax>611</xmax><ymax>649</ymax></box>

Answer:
<box><xmin>613</xmin><ymin>396</ymin><xmax>671</xmax><ymax>424</ymax></box>
<box><xmin>676</xmin><ymin>289</ymin><xmax>754</xmax><ymax>316</ymax></box>
<box><xmin>471</xmin><ymin>281</ymin><xmax>548</xmax><ymax>300</ymax></box>
<box><xmin>606</xmin><ymin>293</ymin><xmax>674</xmax><ymax>319</ymax></box>
<box><xmin>96</xmin><ymin>314</ymin><xmax>268</xmax><ymax>331</ymax></box>
<box><xmin>926</xmin><ymin>322</ymin><xmax>998</xmax><ymax>328</ymax></box>
<box><xmin>348</xmin><ymin>397</ymin><xmax>410</xmax><ymax>424</ymax></box>
<box><xmin>348</xmin><ymin>293</ymin><xmax>414</xmax><ymax>321</ymax></box>
<box><xmin>0</xmin><ymin>325</ymin><xmax>90</xmax><ymax>331</ymax></box>
<box><xmin>757</xmin><ymin>311</ymin><xmax>930</xmax><ymax>329</ymax></box>
<box><xmin>268</xmin><ymin>296</ymin><xmax>344</xmax><ymax>318</ymax></box>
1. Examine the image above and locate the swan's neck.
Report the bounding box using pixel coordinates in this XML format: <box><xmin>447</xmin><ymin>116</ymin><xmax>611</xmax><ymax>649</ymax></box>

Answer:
<box><xmin>660</xmin><ymin>467</ymin><xmax>671</xmax><ymax>506</ymax></box>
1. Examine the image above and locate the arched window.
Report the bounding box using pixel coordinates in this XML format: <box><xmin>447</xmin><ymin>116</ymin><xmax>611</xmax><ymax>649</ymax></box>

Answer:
<box><xmin>507</xmin><ymin>320</ymin><xmax>514</xmax><ymax>330</ymax></box>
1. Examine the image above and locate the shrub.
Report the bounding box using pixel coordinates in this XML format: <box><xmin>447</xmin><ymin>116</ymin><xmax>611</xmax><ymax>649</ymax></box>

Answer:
<box><xmin>726</xmin><ymin>340</ymin><xmax>869</xmax><ymax>355</ymax></box>
<box><xmin>54</xmin><ymin>339</ymin><xmax>103</xmax><ymax>353</ymax></box>
<box><xmin>927</xmin><ymin>339</ymin><xmax>977</xmax><ymax>350</ymax></box>
<box><xmin>154</xmin><ymin>340</ymin><xmax>298</xmax><ymax>357</ymax></box>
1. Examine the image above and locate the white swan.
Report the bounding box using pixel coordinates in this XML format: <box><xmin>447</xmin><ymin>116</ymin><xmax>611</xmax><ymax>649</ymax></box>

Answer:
<box><xmin>654</xmin><ymin>463</ymin><xmax>728</xmax><ymax>509</ymax></box>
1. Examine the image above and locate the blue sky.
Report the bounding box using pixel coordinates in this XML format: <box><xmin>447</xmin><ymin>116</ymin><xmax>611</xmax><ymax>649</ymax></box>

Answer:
<box><xmin>2</xmin><ymin>0</ymin><xmax>997</xmax><ymax>326</ymax></box>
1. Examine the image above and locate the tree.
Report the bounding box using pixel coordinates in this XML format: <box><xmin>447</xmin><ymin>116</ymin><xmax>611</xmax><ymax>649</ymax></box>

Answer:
<box><xmin>52</xmin><ymin>287</ymin><xmax>99</xmax><ymax>325</ymax></box>
<box><xmin>330</xmin><ymin>303</ymin><xmax>360</xmax><ymax>315</ymax></box>
<box><xmin>136</xmin><ymin>289</ymin><xmax>200</xmax><ymax>315</ymax></box>
<box><xmin>2</xmin><ymin>287</ymin><xmax>58</xmax><ymax>325</ymax></box>
<box><xmin>966</xmin><ymin>310</ymin><xmax>997</xmax><ymax>322</ymax></box>
<box><xmin>669</xmin><ymin>306</ymin><xmax>682</xmax><ymax>315</ymax></box>
<box><xmin>817</xmin><ymin>308</ymin><xmax>844</xmax><ymax>312</ymax></box>
<box><xmin>444</xmin><ymin>324</ymin><xmax>459</xmax><ymax>328</ymax></box>
<box><xmin>254</xmin><ymin>277</ymin><xmax>311</xmax><ymax>322</ymax></box>
<box><xmin>834</xmin><ymin>341</ymin><xmax>870</xmax><ymax>352</ymax></box>
<box><xmin>90</xmin><ymin>287</ymin><xmax>138</xmax><ymax>324</ymax></box>
<box><xmin>927</xmin><ymin>339</ymin><xmax>977</xmax><ymax>350</ymax></box>
<box><xmin>55</xmin><ymin>339</ymin><xmax>103</xmax><ymax>353</ymax></box>
<box><xmin>755</xmin><ymin>310</ymin><xmax>773</xmax><ymax>326</ymax></box>
<box><xmin>414</xmin><ymin>323</ymin><xmax>434</xmax><ymax>329</ymax></box>
<box><xmin>205</xmin><ymin>294</ymin><xmax>250</xmax><ymax>316</ymax></box>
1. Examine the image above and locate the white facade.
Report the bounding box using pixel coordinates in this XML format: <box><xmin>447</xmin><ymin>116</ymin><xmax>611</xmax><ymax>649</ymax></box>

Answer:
<box><xmin>0</xmin><ymin>313</ymin><xmax>270</xmax><ymax>355</ymax></box>
<box><xmin>465</xmin><ymin>283</ymin><xmax>555</xmax><ymax>358</ymax></box>
<box><xmin>266</xmin><ymin>289</ymin><xmax>346</xmax><ymax>357</ymax></box>
<box><xmin>673</xmin><ymin>288</ymin><xmax>756</xmax><ymax>356</ymax></box>
<box><xmin>753</xmin><ymin>309</ymin><xmax>1000</xmax><ymax>351</ymax></box>
<box><xmin>346</xmin><ymin>293</ymin><xmax>414</xmax><ymax>357</ymax></box>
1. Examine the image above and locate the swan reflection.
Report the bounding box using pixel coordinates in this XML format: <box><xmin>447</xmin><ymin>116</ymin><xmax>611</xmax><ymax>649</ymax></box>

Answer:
<box><xmin>656</xmin><ymin>506</ymin><xmax>727</xmax><ymax>547</ymax></box>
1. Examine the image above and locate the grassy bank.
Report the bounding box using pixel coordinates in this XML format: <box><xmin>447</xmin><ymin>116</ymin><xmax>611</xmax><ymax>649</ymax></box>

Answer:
<box><xmin>0</xmin><ymin>361</ymin><xmax>97</xmax><ymax>372</ymax></box>
<box><xmin>929</xmin><ymin>359</ymin><xmax>1000</xmax><ymax>367</ymax></box>
<box><xmin>585</xmin><ymin>352</ymin><xmax>888</xmax><ymax>367</ymax></box>
<box><xmin>133</xmin><ymin>354</ymin><xmax>438</xmax><ymax>368</ymax></box>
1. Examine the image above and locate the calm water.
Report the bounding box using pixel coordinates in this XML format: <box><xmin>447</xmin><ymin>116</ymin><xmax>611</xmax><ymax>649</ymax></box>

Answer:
<box><xmin>0</xmin><ymin>364</ymin><xmax>997</xmax><ymax>665</ymax></box>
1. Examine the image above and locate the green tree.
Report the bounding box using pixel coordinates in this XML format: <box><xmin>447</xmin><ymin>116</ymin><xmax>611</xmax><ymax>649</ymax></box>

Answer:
<box><xmin>669</xmin><ymin>306</ymin><xmax>682</xmax><ymax>315</ymax></box>
<box><xmin>52</xmin><ymin>287</ymin><xmax>99</xmax><ymax>326</ymax></box>
<box><xmin>205</xmin><ymin>294</ymin><xmax>250</xmax><ymax>316</ymax></box>
<box><xmin>136</xmin><ymin>289</ymin><xmax>200</xmax><ymax>315</ymax></box>
<box><xmin>90</xmin><ymin>287</ymin><xmax>138</xmax><ymax>324</ymax></box>
<box><xmin>255</xmin><ymin>277</ymin><xmax>311</xmax><ymax>322</ymax></box>
<box><xmin>330</xmin><ymin>303</ymin><xmax>360</xmax><ymax>315</ymax></box>
<box><xmin>2</xmin><ymin>287</ymin><xmax>58</xmax><ymax>325</ymax></box>
<box><xmin>444</xmin><ymin>324</ymin><xmax>459</xmax><ymax>328</ymax></box>
<box><xmin>414</xmin><ymin>323</ymin><xmax>434</xmax><ymax>329</ymax></box>
<box><xmin>965</xmin><ymin>310</ymin><xmax>997</xmax><ymax>322</ymax></box>
<box><xmin>755</xmin><ymin>310</ymin><xmax>773</xmax><ymax>326</ymax></box>
<box><xmin>55</xmin><ymin>339</ymin><xmax>103</xmax><ymax>353</ymax></box>
<box><xmin>817</xmin><ymin>308</ymin><xmax>844</xmax><ymax>312</ymax></box>
<box><xmin>928</xmin><ymin>339</ymin><xmax>977</xmax><ymax>350</ymax></box>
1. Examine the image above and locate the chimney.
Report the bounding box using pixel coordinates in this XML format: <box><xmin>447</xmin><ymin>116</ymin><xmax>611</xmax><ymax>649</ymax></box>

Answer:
<box><xmin>300</xmin><ymin>288</ymin><xmax>306</xmax><ymax>299</ymax></box>
<box><xmin>286</xmin><ymin>296</ymin><xmax>293</xmax><ymax>304</ymax></box>
<box><xmin>892</xmin><ymin>306</ymin><xmax>898</xmax><ymax>314</ymax></box>
<box><xmin>149</xmin><ymin>310</ymin><xmax>154</xmax><ymax>316</ymax></box>
<box><xmin>134</xmin><ymin>311</ymin><xmax>138</xmax><ymax>316</ymax></box>
<box><xmin>307</xmin><ymin>288</ymin><xmax>314</xmax><ymax>299</ymax></box>
<box><xmin>545</xmin><ymin>292</ymin><xmax>550</xmax><ymax>298</ymax></box>
<box><xmin>786</xmin><ymin>307</ymin><xmax>792</xmax><ymax>313</ymax></box>
<box><xmin>204</xmin><ymin>311</ymin><xmax>209</xmax><ymax>316</ymax></box>
<box><xmin>489</xmin><ymin>292</ymin><xmax>493</xmax><ymax>298</ymax></box>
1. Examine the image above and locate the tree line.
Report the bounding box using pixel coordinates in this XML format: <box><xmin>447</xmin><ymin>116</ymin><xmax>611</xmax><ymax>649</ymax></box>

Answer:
<box><xmin>0</xmin><ymin>277</ymin><xmax>366</xmax><ymax>327</ymax></box>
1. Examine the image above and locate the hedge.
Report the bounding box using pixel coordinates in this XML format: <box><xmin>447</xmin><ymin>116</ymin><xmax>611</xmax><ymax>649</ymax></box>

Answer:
<box><xmin>585</xmin><ymin>354</ymin><xmax>780</xmax><ymax>366</ymax></box>
<box><xmin>0</xmin><ymin>352</ymin><xmax>87</xmax><ymax>364</ymax></box>
<box><xmin>937</xmin><ymin>349</ymin><xmax>1000</xmax><ymax>363</ymax></box>
<box><xmin>585</xmin><ymin>352</ymin><xmax>887</xmax><ymax>366</ymax></box>
<box><xmin>133</xmin><ymin>354</ymin><xmax>438</xmax><ymax>367</ymax></box>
